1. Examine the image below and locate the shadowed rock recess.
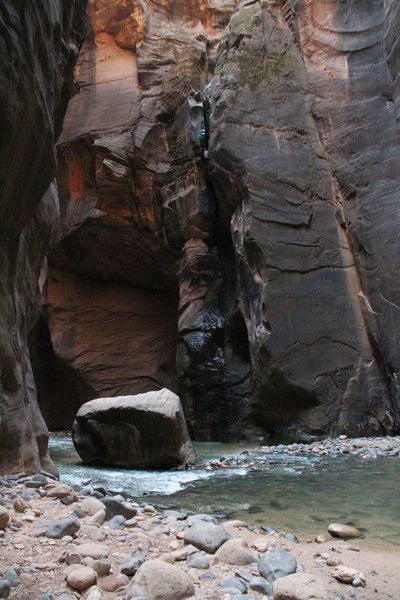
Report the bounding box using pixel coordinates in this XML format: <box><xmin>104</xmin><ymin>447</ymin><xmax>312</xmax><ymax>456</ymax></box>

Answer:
<box><xmin>2</xmin><ymin>0</ymin><xmax>400</xmax><ymax>472</ymax></box>
<box><xmin>0</xmin><ymin>0</ymin><xmax>88</xmax><ymax>473</ymax></box>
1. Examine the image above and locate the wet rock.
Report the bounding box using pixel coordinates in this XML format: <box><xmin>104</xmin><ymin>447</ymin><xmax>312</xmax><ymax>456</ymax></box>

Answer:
<box><xmin>47</xmin><ymin>517</ymin><xmax>80</xmax><ymax>539</ymax></box>
<box><xmin>101</xmin><ymin>573</ymin><xmax>129</xmax><ymax>592</ymax></box>
<box><xmin>216</xmin><ymin>538</ymin><xmax>256</xmax><ymax>566</ymax></box>
<box><xmin>328</xmin><ymin>524</ymin><xmax>362</xmax><ymax>539</ymax></box>
<box><xmin>184</xmin><ymin>522</ymin><xmax>230</xmax><ymax>554</ymax></box>
<box><xmin>121</xmin><ymin>551</ymin><xmax>146</xmax><ymax>576</ymax></box>
<box><xmin>73</xmin><ymin>390</ymin><xmax>196</xmax><ymax>469</ymax></box>
<box><xmin>258</xmin><ymin>547</ymin><xmax>297</xmax><ymax>583</ymax></box>
<box><xmin>273</xmin><ymin>573</ymin><xmax>329</xmax><ymax>600</ymax></box>
<box><xmin>127</xmin><ymin>559</ymin><xmax>194</xmax><ymax>600</ymax></box>
<box><xmin>66</xmin><ymin>566</ymin><xmax>97</xmax><ymax>591</ymax></box>
<box><xmin>101</xmin><ymin>497</ymin><xmax>137</xmax><ymax>520</ymax></box>
<box><xmin>186</xmin><ymin>553</ymin><xmax>209</xmax><ymax>569</ymax></box>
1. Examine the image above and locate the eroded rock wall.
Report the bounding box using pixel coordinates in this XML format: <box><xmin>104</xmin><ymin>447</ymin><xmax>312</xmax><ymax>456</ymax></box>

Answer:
<box><xmin>35</xmin><ymin>0</ymin><xmax>400</xmax><ymax>440</ymax></box>
<box><xmin>0</xmin><ymin>1</ymin><xmax>87</xmax><ymax>473</ymax></box>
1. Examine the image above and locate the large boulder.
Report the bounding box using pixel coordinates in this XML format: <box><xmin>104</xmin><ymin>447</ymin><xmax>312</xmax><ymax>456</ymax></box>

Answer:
<box><xmin>72</xmin><ymin>389</ymin><xmax>196</xmax><ymax>468</ymax></box>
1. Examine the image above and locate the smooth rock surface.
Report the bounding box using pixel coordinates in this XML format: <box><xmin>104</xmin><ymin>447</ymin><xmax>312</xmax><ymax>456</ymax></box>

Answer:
<box><xmin>184</xmin><ymin>522</ymin><xmax>230</xmax><ymax>554</ymax></box>
<box><xmin>272</xmin><ymin>572</ymin><xmax>329</xmax><ymax>600</ymax></box>
<box><xmin>328</xmin><ymin>524</ymin><xmax>363</xmax><ymax>540</ymax></box>
<box><xmin>215</xmin><ymin>538</ymin><xmax>257</xmax><ymax>565</ymax></box>
<box><xmin>73</xmin><ymin>389</ymin><xmax>196</xmax><ymax>469</ymax></box>
<box><xmin>66</xmin><ymin>566</ymin><xmax>97</xmax><ymax>591</ymax></box>
<box><xmin>127</xmin><ymin>559</ymin><xmax>195</xmax><ymax>600</ymax></box>
<box><xmin>258</xmin><ymin>547</ymin><xmax>297</xmax><ymax>583</ymax></box>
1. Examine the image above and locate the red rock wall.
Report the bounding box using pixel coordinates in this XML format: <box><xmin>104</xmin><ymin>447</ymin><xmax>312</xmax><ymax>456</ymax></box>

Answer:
<box><xmin>32</xmin><ymin>0</ymin><xmax>400</xmax><ymax>441</ymax></box>
<box><xmin>0</xmin><ymin>0</ymin><xmax>87</xmax><ymax>474</ymax></box>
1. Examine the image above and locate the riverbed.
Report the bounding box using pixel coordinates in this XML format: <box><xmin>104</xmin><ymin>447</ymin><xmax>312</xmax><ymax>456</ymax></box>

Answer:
<box><xmin>49</xmin><ymin>435</ymin><xmax>400</xmax><ymax>548</ymax></box>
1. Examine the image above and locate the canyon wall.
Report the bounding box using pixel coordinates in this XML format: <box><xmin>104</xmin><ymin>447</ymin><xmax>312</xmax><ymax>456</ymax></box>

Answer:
<box><xmin>28</xmin><ymin>1</ymin><xmax>400</xmax><ymax>444</ymax></box>
<box><xmin>0</xmin><ymin>1</ymin><xmax>87</xmax><ymax>473</ymax></box>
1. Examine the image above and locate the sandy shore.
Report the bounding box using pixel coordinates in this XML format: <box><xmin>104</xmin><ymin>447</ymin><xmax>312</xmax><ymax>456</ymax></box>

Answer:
<box><xmin>0</xmin><ymin>470</ymin><xmax>399</xmax><ymax>600</ymax></box>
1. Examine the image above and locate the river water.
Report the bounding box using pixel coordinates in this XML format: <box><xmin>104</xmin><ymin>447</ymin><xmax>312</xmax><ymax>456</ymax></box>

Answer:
<box><xmin>49</xmin><ymin>435</ymin><xmax>400</xmax><ymax>548</ymax></box>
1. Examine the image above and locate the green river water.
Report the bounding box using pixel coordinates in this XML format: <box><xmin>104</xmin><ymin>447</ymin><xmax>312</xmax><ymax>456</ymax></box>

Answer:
<box><xmin>49</xmin><ymin>436</ymin><xmax>400</xmax><ymax>548</ymax></box>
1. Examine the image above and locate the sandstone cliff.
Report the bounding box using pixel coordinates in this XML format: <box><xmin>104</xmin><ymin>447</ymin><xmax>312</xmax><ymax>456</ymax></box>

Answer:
<box><xmin>26</xmin><ymin>1</ymin><xmax>400</xmax><ymax>443</ymax></box>
<box><xmin>0</xmin><ymin>1</ymin><xmax>87</xmax><ymax>473</ymax></box>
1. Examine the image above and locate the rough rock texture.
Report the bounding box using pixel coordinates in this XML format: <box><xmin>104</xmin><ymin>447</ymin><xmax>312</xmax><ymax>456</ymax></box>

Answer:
<box><xmin>72</xmin><ymin>389</ymin><xmax>196</xmax><ymax>468</ymax></box>
<box><xmin>0</xmin><ymin>0</ymin><xmax>87</xmax><ymax>473</ymax></box>
<box><xmin>31</xmin><ymin>0</ymin><xmax>400</xmax><ymax>440</ymax></box>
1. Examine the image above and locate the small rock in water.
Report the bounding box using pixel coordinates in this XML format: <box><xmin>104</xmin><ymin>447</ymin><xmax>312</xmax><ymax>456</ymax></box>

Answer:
<box><xmin>328</xmin><ymin>523</ymin><xmax>362</xmax><ymax>539</ymax></box>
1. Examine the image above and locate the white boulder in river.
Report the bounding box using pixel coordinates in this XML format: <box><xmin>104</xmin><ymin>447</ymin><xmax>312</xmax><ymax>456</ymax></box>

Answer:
<box><xmin>72</xmin><ymin>388</ymin><xmax>196</xmax><ymax>468</ymax></box>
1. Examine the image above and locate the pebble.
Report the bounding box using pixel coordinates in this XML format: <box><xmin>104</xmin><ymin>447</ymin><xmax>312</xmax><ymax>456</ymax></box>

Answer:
<box><xmin>66</xmin><ymin>566</ymin><xmax>97</xmax><ymax>591</ymax></box>
<box><xmin>259</xmin><ymin>547</ymin><xmax>297</xmax><ymax>583</ymax></box>
<box><xmin>332</xmin><ymin>565</ymin><xmax>366</xmax><ymax>585</ymax></box>
<box><xmin>101</xmin><ymin>573</ymin><xmax>129</xmax><ymax>592</ymax></box>
<box><xmin>0</xmin><ymin>580</ymin><xmax>11</xmax><ymax>598</ymax></box>
<box><xmin>187</xmin><ymin>552</ymin><xmax>210</xmax><ymax>569</ymax></box>
<box><xmin>215</xmin><ymin>538</ymin><xmax>257</xmax><ymax>566</ymax></box>
<box><xmin>13</xmin><ymin>498</ymin><xmax>28</xmax><ymax>513</ymax></box>
<box><xmin>0</xmin><ymin>507</ymin><xmax>9</xmax><ymax>530</ymax></box>
<box><xmin>75</xmin><ymin>542</ymin><xmax>109</xmax><ymax>559</ymax></box>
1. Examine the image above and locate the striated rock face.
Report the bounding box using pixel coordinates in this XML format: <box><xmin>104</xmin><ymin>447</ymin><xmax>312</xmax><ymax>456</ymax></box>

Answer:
<box><xmin>32</xmin><ymin>0</ymin><xmax>241</xmax><ymax>434</ymax></box>
<box><xmin>31</xmin><ymin>0</ymin><xmax>400</xmax><ymax>440</ymax></box>
<box><xmin>0</xmin><ymin>1</ymin><xmax>87</xmax><ymax>473</ymax></box>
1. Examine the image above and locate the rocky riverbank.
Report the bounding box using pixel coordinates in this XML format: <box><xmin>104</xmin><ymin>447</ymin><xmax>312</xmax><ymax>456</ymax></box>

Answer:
<box><xmin>195</xmin><ymin>435</ymin><xmax>400</xmax><ymax>471</ymax></box>
<box><xmin>0</xmin><ymin>458</ymin><xmax>399</xmax><ymax>600</ymax></box>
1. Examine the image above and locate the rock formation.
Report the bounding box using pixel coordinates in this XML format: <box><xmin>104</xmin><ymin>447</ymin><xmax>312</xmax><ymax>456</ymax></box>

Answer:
<box><xmin>30</xmin><ymin>0</ymin><xmax>400</xmax><ymax>441</ymax></box>
<box><xmin>0</xmin><ymin>0</ymin><xmax>87</xmax><ymax>474</ymax></box>
<box><xmin>2</xmin><ymin>0</ymin><xmax>400</xmax><ymax>469</ymax></box>
<box><xmin>72</xmin><ymin>388</ymin><xmax>196</xmax><ymax>468</ymax></box>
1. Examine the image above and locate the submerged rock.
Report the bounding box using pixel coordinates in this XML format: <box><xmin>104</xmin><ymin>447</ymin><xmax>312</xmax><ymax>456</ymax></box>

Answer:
<box><xmin>72</xmin><ymin>389</ymin><xmax>196</xmax><ymax>469</ymax></box>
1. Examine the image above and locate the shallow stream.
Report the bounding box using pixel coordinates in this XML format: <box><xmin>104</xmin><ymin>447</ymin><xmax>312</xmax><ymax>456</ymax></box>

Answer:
<box><xmin>49</xmin><ymin>435</ymin><xmax>400</xmax><ymax>548</ymax></box>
